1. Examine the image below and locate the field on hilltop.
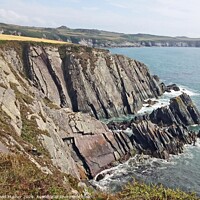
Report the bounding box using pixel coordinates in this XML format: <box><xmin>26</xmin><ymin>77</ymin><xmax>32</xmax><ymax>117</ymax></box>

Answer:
<box><xmin>1</xmin><ymin>22</ymin><xmax>200</xmax><ymax>47</ymax></box>
<box><xmin>0</xmin><ymin>34</ymin><xmax>69</xmax><ymax>44</ymax></box>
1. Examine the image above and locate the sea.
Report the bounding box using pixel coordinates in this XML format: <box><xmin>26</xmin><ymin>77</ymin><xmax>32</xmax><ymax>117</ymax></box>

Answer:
<box><xmin>91</xmin><ymin>47</ymin><xmax>200</xmax><ymax>196</ymax></box>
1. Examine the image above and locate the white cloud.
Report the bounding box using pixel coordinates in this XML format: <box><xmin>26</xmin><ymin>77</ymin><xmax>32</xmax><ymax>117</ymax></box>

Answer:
<box><xmin>0</xmin><ymin>0</ymin><xmax>200</xmax><ymax>37</ymax></box>
<box><xmin>82</xmin><ymin>7</ymin><xmax>99</xmax><ymax>11</ymax></box>
<box><xmin>108</xmin><ymin>2</ymin><xmax>128</xmax><ymax>9</ymax></box>
<box><xmin>0</xmin><ymin>9</ymin><xmax>29</xmax><ymax>24</ymax></box>
<box><xmin>64</xmin><ymin>0</ymin><xmax>80</xmax><ymax>2</ymax></box>
<box><xmin>0</xmin><ymin>8</ymin><xmax>49</xmax><ymax>27</ymax></box>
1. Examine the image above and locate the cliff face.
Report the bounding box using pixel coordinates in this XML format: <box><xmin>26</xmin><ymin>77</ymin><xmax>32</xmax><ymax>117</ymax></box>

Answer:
<box><xmin>77</xmin><ymin>38</ymin><xmax>200</xmax><ymax>48</ymax></box>
<box><xmin>0</xmin><ymin>41</ymin><xmax>199</xmax><ymax>181</ymax></box>
<box><xmin>0</xmin><ymin>42</ymin><xmax>163</xmax><ymax>178</ymax></box>
<box><xmin>6</xmin><ymin>44</ymin><xmax>163</xmax><ymax>119</ymax></box>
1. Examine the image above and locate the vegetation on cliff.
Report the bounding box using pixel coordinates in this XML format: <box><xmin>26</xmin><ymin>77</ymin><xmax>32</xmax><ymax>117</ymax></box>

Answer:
<box><xmin>0</xmin><ymin>34</ymin><xmax>68</xmax><ymax>44</ymax></box>
<box><xmin>1</xmin><ymin>22</ymin><xmax>200</xmax><ymax>47</ymax></box>
<box><xmin>0</xmin><ymin>153</ymin><xmax>81</xmax><ymax>197</ymax></box>
<box><xmin>0</xmin><ymin>153</ymin><xmax>199</xmax><ymax>200</ymax></box>
<box><xmin>0</xmin><ymin>40</ymin><xmax>199</xmax><ymax>199</ymax></box>
<box><xmin>92</xmin><ymin>181</ymin><xmax>199</xmax><ymax>200</ymax></box>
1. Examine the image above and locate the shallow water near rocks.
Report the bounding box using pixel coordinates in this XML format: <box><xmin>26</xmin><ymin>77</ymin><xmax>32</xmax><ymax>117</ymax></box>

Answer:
<box><xmin>91</xmin><ymin>139</ymin><xmax>200</xmax><ymax>195</ymax></box>
<box><xmin>94</xmin><ymin>47</ymin><xmax>200</xmax><ymax>195</ymax></box>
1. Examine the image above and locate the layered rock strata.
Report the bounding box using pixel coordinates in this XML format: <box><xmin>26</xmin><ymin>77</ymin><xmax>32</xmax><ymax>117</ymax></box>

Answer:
<box><xmin>0</xmin><ymin>42</ymin><xmax>199</xmax><ymax>180</ymax></box>
<box><xmin>107</xmin><ymin>93</ymin><xmax>200</xmax><ymax>161</ymax></box>
<box><xmin>150</xmin><ymin>93</ymin><xmax>200</xmax><ymax>126</ymax></box>
<box><xmin>1</xmin><ymin>43</ymin><xmax>164</xmax><ymax>119</ymax></box>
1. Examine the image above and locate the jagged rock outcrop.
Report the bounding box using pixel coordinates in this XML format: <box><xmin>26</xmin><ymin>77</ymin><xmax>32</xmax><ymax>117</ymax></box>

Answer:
<box><xmin>60</xmin><ymin>94</ymin><xmax>200</xmax><ymax>178</ymax></box>
<box><xmin>0</xmin><ymin>42</ymin><xmax>162</xmax><ymax>179</ymax></box>
<box><xmin>0</xmin><ymin>42</ymin><xmax>164</xmax><ymax>119</ymax></box>
<box><xmin>107</xmin><ymin>93</ymin><xmax>199</xmax><ymax>161</ymax></box>
<box><xmin>0</xmin><ymin>41</ymin><xmax>199</xmax><ymax>181</ymax></box>
<box><xmin>128</xmin><ymin>121</ymin><xmax>192</xmax><ymax>159</ymax></box>
<box><xmin>165</xmin><ymin>83</ymin><xmax>180</xmax><ymax>92</ymax></box>
<box><xmin>150</xmin><ymin>93</ymin><xmax>200</xmax><ymax>126</ymax></box>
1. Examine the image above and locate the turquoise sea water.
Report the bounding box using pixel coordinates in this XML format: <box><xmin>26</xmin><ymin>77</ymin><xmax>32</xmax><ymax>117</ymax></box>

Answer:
<box><xmin>91</xmin><ymin>47</ymin><xmax>200</xmax><ymax>195</ymax></box>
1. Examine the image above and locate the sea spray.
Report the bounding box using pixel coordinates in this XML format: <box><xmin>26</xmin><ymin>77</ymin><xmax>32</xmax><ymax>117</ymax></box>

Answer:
<box><xmin>90</xmin><ymin>139</ymin><xmax>200</xmax><ymax>195</ymax></box>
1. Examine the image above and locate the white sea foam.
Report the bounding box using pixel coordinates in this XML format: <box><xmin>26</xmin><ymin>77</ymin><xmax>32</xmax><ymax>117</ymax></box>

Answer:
<box><xmin>165</xmin><ymin>86</ymin><xmax>199</xmax><ymax>97</ymax></box>
<box><xmin>168</xmin><ymin>139</ymin><xmax>200</xmax><ymax>164</ymax></box>
<box><xmin>90</xmin><ymin>138</ymin><xmax>200</xmax><ymax>192</ymax></box>
<box><xmin>90</xmin><ymin>154</ymin><xmax>170</xmax><ymax>191</ymax></box>
<box><xmin>179</xmin><ymin>85</ymin><xmax>200</xmax><ymax>96</ymax></box>
<box><xmin>196</xmin><ymin>138</ymin><xmax>200</xmax><ymax>148</ymax></box>
<box><xmin>187</xmin><ymin>138</ymin><xmax>200</xmax><ymax>149</ymax></box>
<box><xmin>138</xmin><ymin>98</ymin><xmax>169</xmax><ymax>114</ymax></box>
<box><xmin>138</xmin><ymin>85</ymin><xmax>200</xmax><ymax>114</ymax></box>
<box><xmin>94</xmin><ymin>86</ymin><xmax>200</xmax><ymax>192</ymax></box>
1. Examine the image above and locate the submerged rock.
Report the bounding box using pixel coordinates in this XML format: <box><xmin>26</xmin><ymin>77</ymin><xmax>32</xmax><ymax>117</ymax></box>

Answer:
<box><xmin>144</xmin><ymin>99</ymin><xmax>158</xmax><ymax>106</ymax></box>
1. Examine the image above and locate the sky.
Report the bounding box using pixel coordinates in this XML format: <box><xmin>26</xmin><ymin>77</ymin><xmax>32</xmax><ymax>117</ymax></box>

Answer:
<box><xmin>0</xmin><ymin>0</ymin><xmax>200</xmax><ymax>37</ymax></box>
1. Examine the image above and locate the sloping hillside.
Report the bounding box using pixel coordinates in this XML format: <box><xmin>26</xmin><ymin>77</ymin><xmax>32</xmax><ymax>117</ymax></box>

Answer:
<box><xmin>1</xmin><ymin>22</ymin><xmax>200</xmax><ymax>47</ymax></box>
<box><xmin>0</xmin><ymin>40</ymin><xmax>199</xmax><ymax>199</ymax></box>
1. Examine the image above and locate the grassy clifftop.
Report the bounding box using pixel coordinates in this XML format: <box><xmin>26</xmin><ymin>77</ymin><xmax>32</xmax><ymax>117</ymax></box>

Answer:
<box><xmin>0</xmin><ymin>34</ymin><xmax>69</xmax><ymax>44</ymax></box>
<box><xmin>1</xmin><ymin>22</ymin><xmax>200</xmax><ymax>47</ymax></box>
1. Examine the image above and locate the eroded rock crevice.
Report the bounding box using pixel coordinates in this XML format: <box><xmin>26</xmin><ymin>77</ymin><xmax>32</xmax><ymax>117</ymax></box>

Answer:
<box><xmin>0</xmin><ymin>42</ymin><xmax>199</xmax><ymax>181</ymax></box>
<box><xmin>39</xmin><ymin>48</ymin><xmax>67</xmax><ymax>107</ymax></box>
<box><xmin>22</xmin><ymin>44</ymin><xmax>164</xmax><ymax>117</ymax></box>
<box><xmin>60</xmin><ymin>54</ymin><xmax>79</xmax><ymax>112</ymax></box>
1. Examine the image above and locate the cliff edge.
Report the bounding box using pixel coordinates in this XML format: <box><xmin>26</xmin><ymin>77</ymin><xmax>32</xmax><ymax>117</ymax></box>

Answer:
<box><xmin>6</xmin><ymin>42</ymin><xmax>164</xmax><ymax>118</ymax></box>
<box><xmin>0</xmin><ymin>41</ymin><xmax>199</xmax><ymax>185</ymax></box>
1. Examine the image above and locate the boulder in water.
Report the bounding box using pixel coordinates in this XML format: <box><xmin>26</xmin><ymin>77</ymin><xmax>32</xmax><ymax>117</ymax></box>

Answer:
<box><xmin>166</xmin><ymin>84</ymin><xmax>180</xmax><ymax>92</ymax></box>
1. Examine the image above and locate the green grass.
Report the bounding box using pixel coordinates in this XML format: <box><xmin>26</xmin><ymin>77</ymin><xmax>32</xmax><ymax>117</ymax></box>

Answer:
<box><xmin>0</xmin><ymin>34</ymin><xmax>69</xmax><ymax>44</ymax></box>
<box><xmin>89</xmin><ymin>180</ymin><xmax>200</xmax><ymax>200</ymax></box>
<box><xmin>1</xmin><ymin>151</ymin><xmax>199</xmax><ymax>200</ymax></box>
<box><xmin>0</xmin><ymin>153</ymin><xmax>80</xmax><ymax>198</ymax></box>
<box><xmin>118</xmin><ymin>180</ymin><xmax>199</xmax><ymax>200</ymax></box>
<box><xmin>21</xmin><ymin>111</ymin><xmax>50</xmax><ymax>156</ymax></box>
<box><xmin>9</xmin><ymin>82</ymin><xmax>49</xmax><ymax>157</ymax></box>
<box><xmin>1</xmin><ymin>22</ymin><xmax>200</xmax><ymax>46</ymax></box>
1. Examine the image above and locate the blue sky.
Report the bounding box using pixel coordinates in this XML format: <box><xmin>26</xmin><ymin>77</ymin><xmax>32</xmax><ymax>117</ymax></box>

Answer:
<box><xmin>0</xmin><ymin>0</ymin><xmax>200</xmax><ymax>37</ymax></box>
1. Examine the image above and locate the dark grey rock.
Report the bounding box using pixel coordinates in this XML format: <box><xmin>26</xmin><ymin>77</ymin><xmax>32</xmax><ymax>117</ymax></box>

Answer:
<box><xmin>166</xmin><ymin>84</ymin><xmax>180</xmax><ymax>92</ymax></box>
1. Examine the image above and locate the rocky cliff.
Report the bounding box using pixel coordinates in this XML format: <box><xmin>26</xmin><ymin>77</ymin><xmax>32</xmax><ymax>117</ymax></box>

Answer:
<box><xmin>150</xmin><ymin>93</ymin><xmax>200</xmax><ymax>126</ymax></box>
<box><xmin>0</xmin><ymin>41</ymin><xmax>163</xmax><ymax>178</ymax></box>
<box><xmin>0</xmin><ymin>42</ymin><xmax>164</xmax><ymax>119</ymax></box>
<box><xmin>76</xmin><ymin>38</ymin><xmax>200</xmax><ymax>48</ymax></box>
<box><xmin>0</xmin><ymin>41</ymin><xmax>199</xmax><ymax>183</ymax></box>
<box><xmin>107</xmin><ymin>93</ymin><xmax>200</xmax><ymax>161</ymax></box>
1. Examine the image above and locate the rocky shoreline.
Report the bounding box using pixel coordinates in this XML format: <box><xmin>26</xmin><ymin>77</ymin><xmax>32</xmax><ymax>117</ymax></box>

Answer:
<box><xmin>84</xmin><ymin>40</ymin><xmax>200</xmax><ymax>48</ymax></box>
<box><xmin>0</xmin><ymin>41</ymin><xmax>199</xmax><ymax>184</ymax></box>
<box><xmin>108</xmin><ymin>93</ymin><xmax>199</xmax><ymax>157</ymax></box>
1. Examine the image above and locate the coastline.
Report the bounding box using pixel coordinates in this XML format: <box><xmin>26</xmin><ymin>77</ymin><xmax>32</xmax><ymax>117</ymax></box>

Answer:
<box><xmin>0</xmin><ymin>40</ymin><xmax>200</xmax><ymax>198</ymax></box>
<box><xmin>90</xmin><ymin>138</ymin><xmax>200</xmax><ymax>196</ymax></box>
